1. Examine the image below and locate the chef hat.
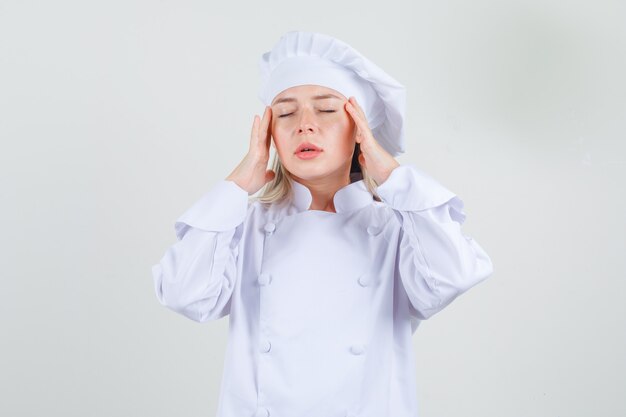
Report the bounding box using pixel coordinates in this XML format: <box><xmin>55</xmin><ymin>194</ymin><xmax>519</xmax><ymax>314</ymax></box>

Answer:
<box><xmin>258</xmin><ymin>31</ymin><xmax>406</xmax><ymax>157</ymax></box>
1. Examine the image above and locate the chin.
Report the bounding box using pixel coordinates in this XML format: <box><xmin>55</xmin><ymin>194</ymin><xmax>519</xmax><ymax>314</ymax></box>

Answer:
<box><xmin>291</xmin><ymin>169</ymin><xmax>327</xmax><ymax>181</ymax></box>
<box><xmin>291</xmin><ymin>164</ymin><xmax>349</xmax><ymax>182</ymax></box>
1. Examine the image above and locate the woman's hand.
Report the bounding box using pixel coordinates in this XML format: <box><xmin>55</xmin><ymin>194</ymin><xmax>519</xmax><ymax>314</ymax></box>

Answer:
<box><xmin>225</xmin><ymin>106</ymin><xmax>275</xmax><ymax>195</ymax></box>
<box><xmin>345</xmin><ymin>96</ymin><xmax>400</xmax><ymax>186</ymax></box>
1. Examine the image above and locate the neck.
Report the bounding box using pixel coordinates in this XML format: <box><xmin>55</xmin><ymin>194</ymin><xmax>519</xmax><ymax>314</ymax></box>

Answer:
<box><xmin>294</xmin><ymin>174</ymin><xmax>351</xmax><ymax>213</ymax></box>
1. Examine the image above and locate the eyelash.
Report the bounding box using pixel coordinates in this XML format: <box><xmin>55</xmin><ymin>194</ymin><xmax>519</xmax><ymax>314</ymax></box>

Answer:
<box><xmin>278</xmin><ymin>110</ymin><xmax>336</xmax><ymax>118</ymax></box>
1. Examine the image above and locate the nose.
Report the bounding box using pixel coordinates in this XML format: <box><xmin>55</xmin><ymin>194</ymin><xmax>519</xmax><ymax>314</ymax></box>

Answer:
<box><xmin>297</xmin><ymin>108</ymin><xmax>316</xmax><ymax>135</ymax></box>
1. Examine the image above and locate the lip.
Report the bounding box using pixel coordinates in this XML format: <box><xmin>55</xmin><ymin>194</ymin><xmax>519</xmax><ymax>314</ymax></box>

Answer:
<box><xmin>296</xmin><ymin>150</ymin><xmax>322</xmax><ymax>160</ymax></box>
<box><xmin>295</xmin><ymin>141</ymin><xmax>323</xmax><ymax>154</ymax></box>
<box><xmin>294</xmin><ymin>141</ymin><xmax>323</xmax><ymax>160</ymax></box>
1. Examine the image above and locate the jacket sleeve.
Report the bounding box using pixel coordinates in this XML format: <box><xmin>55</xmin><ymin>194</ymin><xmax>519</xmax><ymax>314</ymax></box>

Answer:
<box><xmin>376</xmin><ymin>164</ymin><xmax>494</xmax><ymax>320</ymax></box>
<box><xmin>151</xmin><ymin>180</ymin><xmax>250</xmax><ymax>323</ymax></box>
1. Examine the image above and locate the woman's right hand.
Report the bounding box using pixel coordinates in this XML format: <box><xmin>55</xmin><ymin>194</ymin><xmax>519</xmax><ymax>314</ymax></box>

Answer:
<box><xmin>225</xmin><ymin>106</ymin><xmax>275</xmax><ymax>195</ymax></box>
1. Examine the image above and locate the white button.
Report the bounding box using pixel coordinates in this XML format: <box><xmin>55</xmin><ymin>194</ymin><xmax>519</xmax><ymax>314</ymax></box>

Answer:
<box><xmin>264</xmin><ymin>222</ymin><xmax>276</xmax><ymax>233</ymax></box>
<box><xmin>261</xmin><ymin>339</ymin><xmax>271</xmax><ymax>353</ymax></box>
<box><xmin>366</xmin><ymin>225</ymin><xmax>380</xmax><ymax>235</ymax></box>
<box><xmin>258</xmin><ymin>273</ymin><xmax>271</xmax><ymax>286</ymax></box>
<box><xmin>253</xmin><ymin>408</ymin><xmax>270</xmax><ymax>417</ymax></box>
<box><xmin>350</xmin><ymin>344</ymin><xmax>365</xmax><ymax>355</ymax></box>
<box><xmin>357</xmin><ymin>274</ymin><xmax>370</xmax><ymax>287</ymax></box>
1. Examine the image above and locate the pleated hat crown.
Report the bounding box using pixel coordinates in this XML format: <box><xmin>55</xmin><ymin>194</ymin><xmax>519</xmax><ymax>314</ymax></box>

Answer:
<box><xmin>258</xmin><ymin>31</ymin><xmax>406</xmax><ymax>157</ymax></box>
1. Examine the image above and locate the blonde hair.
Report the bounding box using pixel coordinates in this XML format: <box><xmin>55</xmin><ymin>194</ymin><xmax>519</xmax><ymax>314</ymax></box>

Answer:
<box><xmin>250</xmin><ymin>143</ymin><xmax>382</xmax><ymax>208</ymax></box>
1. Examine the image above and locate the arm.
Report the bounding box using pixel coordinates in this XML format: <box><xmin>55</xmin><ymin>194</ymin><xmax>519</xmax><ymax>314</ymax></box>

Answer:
<box><xmin>376</xmin><ymin>164</ymin><xmax>494</xmax><ymax>320</ymax></box>
<box><xmin>151</xmin><ymin>180</ymin><xmax>250</xmax><ymax>323</ymax></box>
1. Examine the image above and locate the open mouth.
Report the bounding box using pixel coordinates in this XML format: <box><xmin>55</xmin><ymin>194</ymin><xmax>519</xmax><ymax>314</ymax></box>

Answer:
<box><xmin>295</xmin><ymin>142</ymin><xmax>322</xmax><ymax>154</ymax></box>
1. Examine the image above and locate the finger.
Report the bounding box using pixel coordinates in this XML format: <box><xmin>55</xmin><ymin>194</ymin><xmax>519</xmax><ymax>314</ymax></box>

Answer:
<box><xmin>345</xmin><ymin>100</ymin><xmax>364</xmax><ymax>126</ymax></box>
<box><xmin>348</xmin><ymin>119</ymin><xmax>364</xmax><ymax>146</ymax></box>
<box><xmin>259</xmin><ymin>106</ymin><xmax>271</xmax><ymax>143</ymax></box>
<box><xmin>348</xmin><ymin>96</ymin><xmax>367</xmax><ymax>120</ymax></box>
<box><xmin>250</xmin><ymin>114</ymin><xmax>259</xmax><ymax>146</ymax></box>
<box><xmin>347</xmin><ymin>98</ymin><xmax>378</xmax><ymax>147</ymax></box>
<box><xmin>346</xmin><ymin>102</ymin><xmax>369</xmax><ymax>140</ymax></box>
<box><xmin>262</xmin><ymin>107</ymin><xmax>273</xmax><ymax>149</ymax></box>
<box><xmin>346</xmin><ymin>99</ymin><xmax>368</xmax><ymax>130</ymax></box>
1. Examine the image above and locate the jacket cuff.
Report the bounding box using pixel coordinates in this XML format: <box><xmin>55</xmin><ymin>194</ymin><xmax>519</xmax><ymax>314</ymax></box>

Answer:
<box><xmin>376</xmin><ymin>164</ymin><xmax>458</xmax><ymax>211</ymax></box>
<box><xmin>174</xmin><ymin>180</ymin><xmax>250</xmax><ymax>240</ymax></box>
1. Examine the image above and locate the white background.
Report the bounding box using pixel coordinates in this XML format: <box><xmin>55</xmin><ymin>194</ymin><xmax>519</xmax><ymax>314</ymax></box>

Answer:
<box><xmin>1</xmin><ymin>0</ymin><xmax>625</xmax><ymax>416</ymax></box>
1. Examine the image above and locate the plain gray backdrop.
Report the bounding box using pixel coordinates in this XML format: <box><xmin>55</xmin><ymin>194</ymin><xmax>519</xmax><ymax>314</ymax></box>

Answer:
<box><xmin>1</xmin><ymin>0</ymin><xmax>625</xmax><ymax>416</ymax></box>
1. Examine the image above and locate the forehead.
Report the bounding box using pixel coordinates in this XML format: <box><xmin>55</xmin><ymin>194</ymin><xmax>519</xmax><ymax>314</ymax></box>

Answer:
<box><xmin>271</xmin><ymin>84</ymin><xmax>347</xmax><ymax>106</ymax></box>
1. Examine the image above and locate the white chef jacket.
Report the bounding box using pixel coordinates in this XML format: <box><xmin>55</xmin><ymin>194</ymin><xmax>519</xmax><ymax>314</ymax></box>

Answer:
<box><xmin>152</xmin><ymin>163</ymin><xmax>493</xmax><ymax>417</ymax></box>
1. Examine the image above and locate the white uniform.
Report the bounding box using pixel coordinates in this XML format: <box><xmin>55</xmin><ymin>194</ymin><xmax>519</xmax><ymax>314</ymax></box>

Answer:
<box><xmin>152</xmin><ymin>163</ymin><xmax>494</xmax><ymax>417</ymax></box>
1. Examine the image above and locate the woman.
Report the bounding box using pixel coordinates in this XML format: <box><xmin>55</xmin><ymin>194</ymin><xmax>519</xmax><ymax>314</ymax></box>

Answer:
<box><xmin>152</xmin><ymin>31</ymin><xmax>494</xmax><ymax>417</ymax></box>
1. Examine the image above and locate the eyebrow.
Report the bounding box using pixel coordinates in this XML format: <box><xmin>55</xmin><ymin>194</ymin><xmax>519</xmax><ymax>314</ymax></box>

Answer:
<box><xmin>271</xmin><ymin>94</ymin><xmax>342</xmax><ymax>105</ymax></box>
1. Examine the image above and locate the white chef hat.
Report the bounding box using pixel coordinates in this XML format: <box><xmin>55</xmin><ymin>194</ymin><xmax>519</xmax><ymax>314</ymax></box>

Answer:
<box><xmin>258</xmin><ymin>31</ymin><xmax>407</xmax><ymax>157</ymax></box>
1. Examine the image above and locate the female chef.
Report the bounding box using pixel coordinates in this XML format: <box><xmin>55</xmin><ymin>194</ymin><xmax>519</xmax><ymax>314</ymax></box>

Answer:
<box><xmin>152</xmin><ymin>31</ymin><xmax>494</xmax><ymax>417</ymax></box>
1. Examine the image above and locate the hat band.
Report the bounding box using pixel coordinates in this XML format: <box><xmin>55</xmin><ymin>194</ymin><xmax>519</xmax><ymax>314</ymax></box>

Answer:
<box><xmin>260</xmin><ymin>55</ymin><xmax>385</xmax><ymax>129</ymax></box>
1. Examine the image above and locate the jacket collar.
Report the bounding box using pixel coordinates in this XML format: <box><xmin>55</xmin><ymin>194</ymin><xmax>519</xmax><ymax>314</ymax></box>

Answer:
<box><xmin>289</xmin><ymin>174</ymin><xmax>374</xmax><ymax>213</ymax></box>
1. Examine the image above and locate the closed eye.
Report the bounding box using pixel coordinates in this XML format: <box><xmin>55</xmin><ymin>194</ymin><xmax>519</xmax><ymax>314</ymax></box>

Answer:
<box><xmin>278</xmin><ymin>110</ymin><xmax>336</xmax><ymax>118</ymax></box>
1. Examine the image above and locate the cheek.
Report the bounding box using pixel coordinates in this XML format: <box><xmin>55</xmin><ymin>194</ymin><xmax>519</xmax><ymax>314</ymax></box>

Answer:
<box><xmin>271</xmin><ymin>121</ymin><xmax>292</xmax><ymax>139</ymax></box>
<box><xmin>331</xmin><ymin>119</ymin><xmax>355</xmax><ymax>148</ymax></box>
<box><xmin>271</xmin><ymin>129</ymin><xmax>290</xmax><ymax>157</ymax></box>
<box><xmin>272</xmin><ymin>124</ymin><xmax>286</xmax><ymax>139</ymax></box>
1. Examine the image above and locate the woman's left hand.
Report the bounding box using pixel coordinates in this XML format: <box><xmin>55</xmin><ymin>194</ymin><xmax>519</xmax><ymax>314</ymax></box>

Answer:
<box><xmin>345</xmin><ymin>96</ymin><xmax>400</xmax><ymax>186</ymax></box>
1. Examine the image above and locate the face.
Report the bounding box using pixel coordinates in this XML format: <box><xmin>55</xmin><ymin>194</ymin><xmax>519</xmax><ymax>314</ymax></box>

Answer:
<box><xmin>270</xmin><ymin>84</ymin><xmax>356</xmax><ymax>183</ymax></box>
